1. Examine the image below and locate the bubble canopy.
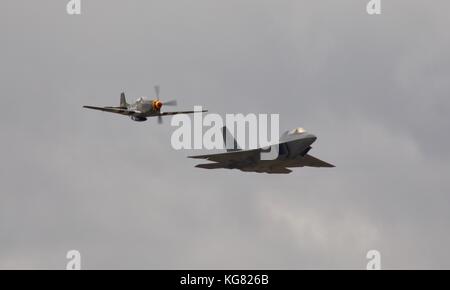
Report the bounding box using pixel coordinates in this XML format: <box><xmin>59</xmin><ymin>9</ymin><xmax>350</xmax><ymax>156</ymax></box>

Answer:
<box><xmin>289</xmin><ymin>127</ymin><xmax>306</xmax><ymax>135</ymax></box>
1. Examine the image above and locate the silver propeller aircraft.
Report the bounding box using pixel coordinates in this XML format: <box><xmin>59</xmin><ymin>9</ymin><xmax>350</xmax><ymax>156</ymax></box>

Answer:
<box><xmin>83</xmin><ymin>86</ymin><xmax>206</xmax><ymax>123</ymax></box>
<box><xmin>190</xmin><ymin>127</ymin><xmax>334</xmax><ymax>174</ymax></box>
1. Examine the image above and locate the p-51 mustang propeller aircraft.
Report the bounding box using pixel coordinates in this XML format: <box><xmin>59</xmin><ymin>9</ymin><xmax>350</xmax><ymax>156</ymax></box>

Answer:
<box><xmin>83</xmin><ymin>86</ymin><xmax>206</xmax><ymax>123</ymax></box>
<box><xmin>190</xmin><ymin>127</ymin><xmax>335</xmax><ymax>174</ymax></box>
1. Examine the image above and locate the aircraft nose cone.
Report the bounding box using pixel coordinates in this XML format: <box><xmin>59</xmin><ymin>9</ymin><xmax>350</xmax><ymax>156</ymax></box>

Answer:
<box><xmin>154</xmin><ymin>101</ymin><xmax>162</xmax><ymax>110</ymax></box>
<box><xmin>306</xmin><ymin>134</ymin><xmax>317</xmax><ymax>142</ymax></box>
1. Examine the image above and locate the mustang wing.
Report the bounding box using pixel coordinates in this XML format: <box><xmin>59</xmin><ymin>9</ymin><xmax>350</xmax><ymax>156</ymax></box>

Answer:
<box><xmin>158</xmin><ymin>110</ymin><xmax>208</xmax><ymax>116</ymax></box>
<box><xmin>83</xmin><ymin>106</ymin><xmax>140</xmax><ymax>116</ymax></box>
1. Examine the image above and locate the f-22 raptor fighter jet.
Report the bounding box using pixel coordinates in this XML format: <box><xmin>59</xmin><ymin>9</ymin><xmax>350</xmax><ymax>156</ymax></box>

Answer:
<box><xmin>189</xmin><ymin>127</ymin><xmax>334</xmax><ymax>174</ymax></box>
<box><xmin>83</xmin><ymin>86</ymin><xmax>206</xmax><ymax>123</ymax></box>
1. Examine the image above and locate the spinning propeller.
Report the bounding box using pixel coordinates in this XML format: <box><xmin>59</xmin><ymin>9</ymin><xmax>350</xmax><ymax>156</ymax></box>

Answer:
<box><xmin>153</xmin><ymin>85</ymin><xmax>178</xmax><ymax>124</ymax></box>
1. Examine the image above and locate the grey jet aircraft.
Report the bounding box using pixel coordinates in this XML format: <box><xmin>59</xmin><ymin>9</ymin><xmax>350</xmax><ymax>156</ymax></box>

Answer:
<box><xmin>83</xmin><ymin>86</ymin><xmax>206</xmax><ymax>123</ymax></box>
<box><xmin>189</xmin><ymin>127</ymin><xmax>334</xmax><ymax>174</ymax></box>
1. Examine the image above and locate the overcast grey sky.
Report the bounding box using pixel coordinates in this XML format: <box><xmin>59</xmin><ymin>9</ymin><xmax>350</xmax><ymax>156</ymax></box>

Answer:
<box><xmin>1</xmin><ymin>0</ymin><xmax>449</xmax><ymax>269</ymax></box>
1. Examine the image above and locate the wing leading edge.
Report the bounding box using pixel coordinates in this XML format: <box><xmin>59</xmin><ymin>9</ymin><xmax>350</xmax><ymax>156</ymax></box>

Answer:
<box><xmin>300</xmin><ymin>154</ymin><xmax>335</xmax><ymax>168</ymax></box>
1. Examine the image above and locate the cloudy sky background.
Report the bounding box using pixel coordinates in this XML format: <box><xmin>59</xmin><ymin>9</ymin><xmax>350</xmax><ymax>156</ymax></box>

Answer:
<box><xmin>1</xmin><ymin>0</ymin><xmax>449</xmax><ymax>269</ymax></box>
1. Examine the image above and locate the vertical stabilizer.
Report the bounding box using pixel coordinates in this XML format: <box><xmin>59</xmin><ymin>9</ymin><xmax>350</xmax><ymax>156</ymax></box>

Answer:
<box><xmin>120</xmin><ymin>92</ymin><xmax>127</xmax><ymax>108</ymax></box>
<box><xmin>222</xmin><ymin>126</ymin><xmax>241</xmax><ymax>152</ymax></box>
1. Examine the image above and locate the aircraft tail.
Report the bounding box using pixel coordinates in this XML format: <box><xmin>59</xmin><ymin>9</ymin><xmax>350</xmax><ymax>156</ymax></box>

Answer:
<box><xmin>120</xmin><ymin>92</ymin><xmax>128</xmax><ymax>108</ymax></box>
<box><xmin>222</xmin><ymin>126</ymin><xmax>241</xmax><ymax>152</ymax></box>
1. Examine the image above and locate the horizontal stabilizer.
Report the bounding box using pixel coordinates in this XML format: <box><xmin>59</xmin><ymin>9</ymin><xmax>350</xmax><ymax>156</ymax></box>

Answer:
<box><xmin>266</xmin><ymin>168</ymin><xmax>292</xmax><ymax>174</ymax></box>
